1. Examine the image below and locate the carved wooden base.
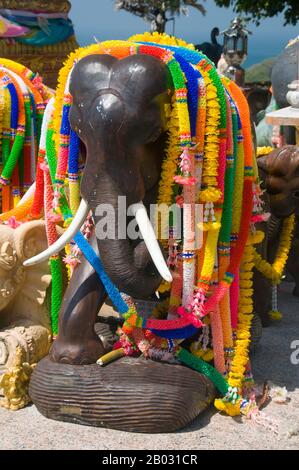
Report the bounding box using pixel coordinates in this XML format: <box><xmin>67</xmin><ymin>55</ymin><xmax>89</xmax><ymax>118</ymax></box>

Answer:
<box><xmin>29</xmin><ymin>356</ymin><xmax>216</xmax><ymax>433</ymax></box>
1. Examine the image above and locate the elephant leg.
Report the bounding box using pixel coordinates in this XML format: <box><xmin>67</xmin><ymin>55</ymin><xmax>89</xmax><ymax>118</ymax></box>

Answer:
<box><xmin>286</xmin><ymin>237</ymin><xmax>299</xmax><ymax>297</ymax></box>
<box><xmin>253</xmin><ymin>219</ymin><xmax>273</xmax><ymax>326</ymax></box>
<box><xmin>253</xmin><ymin>269</ymin><xmax>272</xmax><ymax>326</ymax></box>
<box><xmin>50</xmin><ymin>231</ymin><xmax>107</xmax><ymax>365</ymax></box>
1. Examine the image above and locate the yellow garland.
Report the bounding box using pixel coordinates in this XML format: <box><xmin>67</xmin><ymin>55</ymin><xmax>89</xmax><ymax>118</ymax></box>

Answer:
<box><xmin>197</xmin><ymin>67</ymin><xmax>221</xmax><ymax>202</ymax></box>
<box><xmin>256</xmin><ymin>146</ymin><xmax>273</xmax><ymax>157</ymax></box>
<box><xmin>0</xmin><ymin>58</ymin><xmax>52</xmax><ymax>102</ymax></box>
<box><xmin>157</xmin><ymin>280</ymin><xmax>171</xmax><ymax>293</ymax></box>
<box><xmin>3</xmin><ymin>87</ymin><xmax>10</xmax><ymax>137</ymax></box>
<box><xmin>249</xmin><ymin>230</ymin><xmax>265</xmax><ymax>245</ymax></box>
<box><xmin>0</xmin><ymin>58</ymin><xmax>27</xmax><ymax>76</ymax></box>
<box><xmin>268</xmin><ymin>310</ymin><xmax>283</xmax><ymax>321</ymax></box>
<box><xmin>129</xmin><ymin>31</ymin><xmax>195</xmax><ymax>50</ymax></box>
<box><xmin>190</xmin><ymin>343</ymin><xmax>214</xmax><ymax>362</ymax></box>
<box><xmin>215</xmin><ymin>241</ymin><xmax>254</xmax><ymax>416</ymax></box>
<box><xmin>253</xmin><ymin>214</ymin><xmax>295</xmax><ymax>284</ymax></box>
<box><xmin>157</xmin><ymin>96</ymin><xmax>180</xmax><ymax>208</ymax></box>
<box><xmin>199</xmin><ymin>213</ymin><xmax>221</xmax><ymax>282</ymax></box>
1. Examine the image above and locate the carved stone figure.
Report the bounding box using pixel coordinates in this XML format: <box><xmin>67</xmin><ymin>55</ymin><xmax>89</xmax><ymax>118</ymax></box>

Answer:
<box><xmin>0</xmin><ymin>220</ymin><xmax>52</xmax><ymax>408</ymax></box>
<box><xmin>271</xmin><ymin>38</ymin><xmax>299</xmax><ymax>144</ymax></box>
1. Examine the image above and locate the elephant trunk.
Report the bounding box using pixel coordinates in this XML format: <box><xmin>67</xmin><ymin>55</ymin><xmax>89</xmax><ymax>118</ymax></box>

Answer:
<box><xmin>91</xmin><ymin>175</ymin><xmax>169</xmax><ymax>299</ymax></box>
<box><xmin>24</xmin><ymin>176</ymin><xmax>172</xmax><ymax>300</ymax></box>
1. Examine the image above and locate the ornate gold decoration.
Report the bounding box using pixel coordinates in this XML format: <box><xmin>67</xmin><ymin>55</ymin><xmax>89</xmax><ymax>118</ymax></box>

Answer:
<box><xmin>0</xmin><ymin>37</ymin><xmax>78</xmax><ymax>88</ymax></box>
<box><xmin>0</xmin><ymin>347</ymin><xmax>35</xmax><ymax>411</ymax></box>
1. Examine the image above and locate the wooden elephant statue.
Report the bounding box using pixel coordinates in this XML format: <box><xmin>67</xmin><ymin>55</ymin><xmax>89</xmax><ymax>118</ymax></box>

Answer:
<box><xmin>255</xmin><ymin>145</ymin><xmax>299</xmax><ymax>325</ymax></box>
<box><xmin>0</xmin><ymin>220</ymin><xmax>52</xmax><ymax>410</ymax></box>
<box><xmin>26</xmin><ymin>34</ymin><xmax>264</xmax><ymax>431</ymax></box>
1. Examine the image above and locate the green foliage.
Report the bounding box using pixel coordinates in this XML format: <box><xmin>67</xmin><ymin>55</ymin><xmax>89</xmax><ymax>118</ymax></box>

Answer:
<box><xmin>114</xmin><ymin>1</ymin><xmax>206</xmax><ymax>32</ymax></box>
<box><xmin>245</xmin><ymin>57</ymin><xmax>276</xmax><ymax>83</ymax></box>
<box><xmin>114</xmin><ymin>0</ymin><xmax>206</xmax><ymax>15</ymax></box>
<box><xmin>214</xmin><ymin>0</ymin><xmax>299</xmax><ymax>26</ymax></box>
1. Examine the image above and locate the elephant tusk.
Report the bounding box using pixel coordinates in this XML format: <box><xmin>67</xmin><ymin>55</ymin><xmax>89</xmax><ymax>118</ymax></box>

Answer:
<box><xmin>23</xmin><ymin>199</ymin><xmax>90</xmax><ymax>267</ymax></box>
<box><xmin>130</xmin><ymin>202</ymin><xmax>173</xmax><ymax>283</ymax></box>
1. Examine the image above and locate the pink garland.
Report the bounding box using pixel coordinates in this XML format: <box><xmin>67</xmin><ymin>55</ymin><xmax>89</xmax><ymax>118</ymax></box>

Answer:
<box><xmin>42</xmin><ymin>162</ymin><xmax>58</xmax><ymax>246</ymax></box>
<box><xmin>217</xmin><ymin>138</ymin><xmax>227</xmax><ymax>197</ymax></box>
<box><xmin>210</xmin><ymin>305</ymin><xmax>226</xmax><ymax>374</ymax></box>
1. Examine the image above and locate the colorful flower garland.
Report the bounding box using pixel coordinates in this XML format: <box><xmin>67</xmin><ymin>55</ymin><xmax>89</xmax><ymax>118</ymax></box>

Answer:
<box><xmin>255</xmin><ymin>145</ymin><xmax>294</xmax><ymax>319</ymax></box>
<box><xmin>0</xmin><ymin>59</ymin><xmax>50</xmax><ymax>215</ymax></box>
<box><xmin>253</xmin><ymin>214</ymin><xmax>295</xmax><ymax>285</ymax></box>
<box><xmin>253</xmin><ymin>213</ymin><xmax>295</xmax><ymax>320</ymax></box>
<box><xmin>256</xmin><ymin>146</ymin><xmax>274</xmax><ymax>157</ymax></box>
<box><xmin>0</xmin><ymin>61</ymin><xmax>56</xmax><ymax>332</ymax></box>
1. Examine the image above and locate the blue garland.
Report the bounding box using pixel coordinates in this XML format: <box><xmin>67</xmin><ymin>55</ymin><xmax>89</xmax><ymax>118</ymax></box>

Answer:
<box><xmin>7</xmin><ymin>82</ymin><xmax>19</xmax><ymax>131</ymax></box>
<box><xmin>73</xmin><ymin>231</ymin><xmax>129</xmax><ymax>314</ymax></box>
<box><xmin>172</xmin><ymin>52</ymin><xmax>200</xmax><ymax>137</ymax></box>
<box><xmin>68</xmin><ymin>129</ymin><xmax>80</xmax><ymax>175</ymax></box>
<box><xmin>150</xmin><ymin>324</ymin><xmax>198</xmax><ymax>339</ymax></box>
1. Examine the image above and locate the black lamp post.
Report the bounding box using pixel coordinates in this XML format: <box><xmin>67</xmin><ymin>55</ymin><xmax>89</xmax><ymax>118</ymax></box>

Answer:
<box><xmin>221</xmin><ymin>17</ymin><xmax>251</xmax><ymax>87</ymax></box>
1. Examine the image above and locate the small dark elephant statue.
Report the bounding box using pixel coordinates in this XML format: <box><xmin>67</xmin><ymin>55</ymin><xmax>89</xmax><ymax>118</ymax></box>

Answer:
<box><xmin>255</xmin><ymin>146</ymin><xmax>299</xmax><ymax>325</ymax></box>
<box><xmin>195</xmin><ymin>27</ymin><xmax>223</xmax><ymax>66</ymax></box>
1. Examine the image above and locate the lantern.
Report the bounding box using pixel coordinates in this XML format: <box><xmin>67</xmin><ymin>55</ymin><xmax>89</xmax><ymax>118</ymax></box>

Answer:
<box><xmin>221</xmin><ymin>17</ymin><xmax>251</xmax><ymax>86</ymax></box>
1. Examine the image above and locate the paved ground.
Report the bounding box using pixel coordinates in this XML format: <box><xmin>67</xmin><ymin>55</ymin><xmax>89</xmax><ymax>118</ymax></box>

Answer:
<box><xmin>1</xmin><ymin>282</ymin><xmax>299</xmax><ymax>450</ymax></box>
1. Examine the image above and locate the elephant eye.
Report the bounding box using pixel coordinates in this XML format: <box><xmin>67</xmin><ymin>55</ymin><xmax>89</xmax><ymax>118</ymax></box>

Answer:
<box><xmin>293</xmin><ymin>189</ymin><xmax>299</xmax><ymax>200</ymax></box>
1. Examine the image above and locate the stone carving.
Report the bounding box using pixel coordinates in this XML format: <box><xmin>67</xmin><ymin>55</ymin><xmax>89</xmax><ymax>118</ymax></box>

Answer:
<box><xmin>0</xmin><ymin>220</ymin><xmax>52</xmax><ymax>408</ymax></box>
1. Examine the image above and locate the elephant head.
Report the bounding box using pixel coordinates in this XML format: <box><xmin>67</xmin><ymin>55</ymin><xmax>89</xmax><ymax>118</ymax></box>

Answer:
<box><xmin>25</xmin><ymin>54</ymin><xmax>173</xmax><ymax>299</ymax></box>
<box><xmin>257</xmin><ymin>146</ymin><xmax>299</xmax><ymax>218</ymax></box>
<box><xmin>0</xmin><ymin>220</ymin><xmax>51</xmax><ymax>324</ymax></box>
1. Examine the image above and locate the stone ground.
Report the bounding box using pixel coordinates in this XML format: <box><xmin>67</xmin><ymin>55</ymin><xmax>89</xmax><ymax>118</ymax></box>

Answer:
<box><xmin>1</xmin><ymin>282</ymin><xmax>299</xmax><ymax>450</ymax></box>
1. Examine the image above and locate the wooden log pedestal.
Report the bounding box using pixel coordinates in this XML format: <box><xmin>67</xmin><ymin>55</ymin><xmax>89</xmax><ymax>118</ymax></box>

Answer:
<box><xmin>29</xmin><ymin>355</ymin><xmax>216</xmax><ymax>433</ymax></box>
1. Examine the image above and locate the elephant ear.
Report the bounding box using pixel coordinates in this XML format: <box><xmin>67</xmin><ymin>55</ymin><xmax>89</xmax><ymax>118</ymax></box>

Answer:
<box><xmin>72</xmin><ymin>53</ymin><xmax>170</xmax><ymax>106</ymax></box>
<box><xmin>13</xmin><ymin>220</ymin><xmax>52</xmax><ymax>306</ymax></box>
<box><xmin>257</xmin><ymin>155</ymin><xmax>268</xmax><ymax>173</ymax></box>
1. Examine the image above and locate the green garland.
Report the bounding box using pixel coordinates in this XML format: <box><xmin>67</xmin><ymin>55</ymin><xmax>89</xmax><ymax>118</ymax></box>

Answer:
<box><xmin>46</xmin><ymin>126</ymin><xmax>72</xmax><ymax>222</ymax></box>
<box><xmin>50</xmin><ymin>256</ymin><xmax>63</xmax><ymax>335</ymax></box>
<box><xmin>176</xmin><ymin>347</ymin><xmax>229</xmax><ymax>395</ymax></box>
<box><xmin>219</xmin><ymin>104</ymin><xmax>237</xmax><ymax>244</ymax></box>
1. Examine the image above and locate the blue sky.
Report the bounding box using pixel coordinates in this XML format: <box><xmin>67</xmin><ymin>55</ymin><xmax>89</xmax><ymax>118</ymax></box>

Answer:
<box><xmin>70</xmin><ymin>0</ymin><xmax>298</xmax><ymax>66</ymax></box>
